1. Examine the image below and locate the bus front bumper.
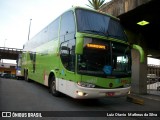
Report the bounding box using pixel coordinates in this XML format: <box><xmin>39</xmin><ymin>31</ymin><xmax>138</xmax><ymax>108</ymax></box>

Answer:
<box><xmin>74</xmin><ymin>85</ymin><xmax>131</xmax><ymax>99</ymax></box>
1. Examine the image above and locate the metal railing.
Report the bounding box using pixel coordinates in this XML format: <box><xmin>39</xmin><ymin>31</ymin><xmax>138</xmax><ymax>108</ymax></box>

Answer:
<box><xmin>147</xmin><ymin>65</ymin><xmax>160</xmax><ymax>95</ymax></box>
<box><xmin>0</xmin><ymin>47</ymin><xmax>23</xmax><ymax>52</ymax></box>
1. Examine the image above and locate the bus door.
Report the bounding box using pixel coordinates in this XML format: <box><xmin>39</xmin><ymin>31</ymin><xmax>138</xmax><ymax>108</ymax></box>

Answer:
<box><xmin>59</xmin><ymin>39</ymin><xmax>76</xmax><ymax>93</ymax></box>
<box><xmin>29</xmin><ymin>52</ymin><xmax>36</xmax><ymax>73</ymax></box>
<box><xmin>58</xmin><ymin>10</ymin><xmax>76</xmax><ymax>93</ymax></box>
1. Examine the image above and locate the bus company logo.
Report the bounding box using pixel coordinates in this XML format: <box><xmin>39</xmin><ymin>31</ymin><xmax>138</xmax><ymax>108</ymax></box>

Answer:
<box><xmin>120</xmin><ymin>79</ymin><xmax>127</xmax><ymax>84</ymax></box>
<box><xmin>86</xmin><ymin>78</ymin><xmax>97</xmax><ymax>84</ymax></box>
<box><xmin>2</xmin><ymin>112</ymin><xmax>11</xmax><ymax>117</ymax></box>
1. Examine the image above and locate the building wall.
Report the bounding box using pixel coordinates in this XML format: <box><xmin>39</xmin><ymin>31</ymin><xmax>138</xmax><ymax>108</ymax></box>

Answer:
<box><xmin>148</xmin><ymin>65</ymin><xmax>160</xmax><ymax>77</ymax></box>
<box><xmin>101</xmin><ymin>0</ymin><xmax>151</xmax><ymax>17</ymax></box>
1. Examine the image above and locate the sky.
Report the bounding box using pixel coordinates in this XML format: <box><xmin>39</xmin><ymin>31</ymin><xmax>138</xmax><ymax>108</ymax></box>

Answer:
<box><xmin>0</xmin><ymin>0</ymin><xmax>111</xmax><ymax>49</ymax></box>
<box><xmin>148</xmin><ymin>57</ymin><xmax>160</xmax><ymax>66</ymax></box>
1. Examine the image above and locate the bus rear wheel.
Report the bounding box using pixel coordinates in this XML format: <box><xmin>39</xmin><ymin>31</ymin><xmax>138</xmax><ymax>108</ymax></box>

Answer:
<box><xmin>24</xmin><ymin>69</ymin><xmax>30</xmax><ymax>82</ymax></box>
<box><xmin>49</xmin><ymin>76</ymin><xmax>60</xmax><ymax>97</ymax></box>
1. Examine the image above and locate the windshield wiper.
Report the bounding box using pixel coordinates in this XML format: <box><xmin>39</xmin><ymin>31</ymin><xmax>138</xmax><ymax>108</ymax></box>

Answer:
<box><xmin>84</xmin><ymin>30</ymin><xmax>107</xmax><ymax>37</ymax></box>
<box><xmin>107</xmin><ymin>34</ymin><xmax>127</xmax><ymax>41</ymax></box>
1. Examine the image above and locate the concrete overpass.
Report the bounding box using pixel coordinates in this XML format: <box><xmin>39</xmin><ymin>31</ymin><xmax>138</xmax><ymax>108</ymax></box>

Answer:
<box><xmin>0</xmin><ymin>47</ymin><xmax>22</xmax><ymax>76</ymax></box>
<box><xmin>0</xmin><ymin>47</ymin><xmax>22</xmax><ymax>60</ymax></box>
<box><xmin>101</xmin><ymin>0</ymin><xmax>160</xmax><ymax>95</ymax></box>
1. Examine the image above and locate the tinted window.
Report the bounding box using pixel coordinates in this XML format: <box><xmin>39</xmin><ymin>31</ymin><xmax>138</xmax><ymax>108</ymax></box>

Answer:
<box><xmin>76</xmin><ymin>9</ymin><xmax>109</xmax><ymax>35</ymax></box>
<box><xmin>60</xmin><ymin>39</ymin><xmax>75</xmax><ymax>72</ymax></box>
<box><xmin>60</xmin><ymin>11</ymin><xmax>75</xmax><ymax>36</ymax></box>
<box><xmin>77</xmin><ymin>38</ymin><xmax>131</xmax><ymax>77</ymax></box>
<box><xmin>24</xmin><ymin>17</ymin><xmax>60</xmax><ymax>51</ymax></box>
<box><xmin>76</xmin><ymin>9</ymin><xmax>127</xmax><ymax>41</ymax></box>
<box><xmin>48</xmin><ymin>17</ymin><xmax>60</xmax><ymax>40</ymax></box>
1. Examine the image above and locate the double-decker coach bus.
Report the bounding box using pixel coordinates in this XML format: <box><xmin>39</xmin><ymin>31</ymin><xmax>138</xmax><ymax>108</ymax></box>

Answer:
<box><xmin>22</xmin><ymin>7</ymin><xmax>144</xmax><ymax>99</ymax></box>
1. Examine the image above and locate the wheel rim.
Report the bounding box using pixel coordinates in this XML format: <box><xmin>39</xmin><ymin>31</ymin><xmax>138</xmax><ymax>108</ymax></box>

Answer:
<box><xmin>51</xmin><ymin>81</ymin><xmax>56</xmax><ymax>94</ymax></box>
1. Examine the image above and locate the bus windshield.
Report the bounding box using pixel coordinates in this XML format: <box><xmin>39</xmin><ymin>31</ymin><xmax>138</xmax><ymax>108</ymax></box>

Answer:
<box><xmin>76</xmin><ymin>9</ymin><xmax>127</xmax><ymax>41</ymax></box>
<box><xmin>78</xmin><ymin>38</ymin><xmax>131</xmax><ymax>78</ymax></box>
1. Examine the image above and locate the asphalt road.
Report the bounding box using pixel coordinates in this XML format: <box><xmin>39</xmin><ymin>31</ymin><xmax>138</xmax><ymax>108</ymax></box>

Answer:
<box><xmin>0</xmin><ymin>78</ymin><xmax>160</xmax><ymax>120</ymax></box>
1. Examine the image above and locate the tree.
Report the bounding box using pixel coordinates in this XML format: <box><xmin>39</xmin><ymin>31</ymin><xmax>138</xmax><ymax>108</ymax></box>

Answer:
<box><xmin>86</xmin><ymin>0</ymin><xmax>106</xmax><ymax>10</ymax></box>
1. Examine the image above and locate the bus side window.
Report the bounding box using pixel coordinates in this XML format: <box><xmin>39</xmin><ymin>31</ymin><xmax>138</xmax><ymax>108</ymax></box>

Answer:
<box><xmin>60</xmin><ymin>42</ymin><xmax>70</xmax><ymax>69</ymax></box>
<box><xmin>48</xmin><ymin>17</ymin><xmax>60</xmax><ymax>41</ymax></box>
<box><xmin>60</xmin><ymin>10</ymin><xmax>76</xmax><ymax>72</ymax></box>
<box><xmin>60</xmin><ymin>11</ymin><xmax>75</xmax><ymax>43</ymax></box>
<box><xmin>60</xmin><ymin>40</ymin><xmax>75</xmax><ymax>72</ymax></box>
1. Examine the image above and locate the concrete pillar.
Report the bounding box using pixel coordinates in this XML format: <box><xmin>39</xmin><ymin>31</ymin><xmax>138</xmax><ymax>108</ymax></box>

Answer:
<box><xmin>131</xmin><ymin>49</ymin><xmax>147</xmax><ymax>94</ymax></box>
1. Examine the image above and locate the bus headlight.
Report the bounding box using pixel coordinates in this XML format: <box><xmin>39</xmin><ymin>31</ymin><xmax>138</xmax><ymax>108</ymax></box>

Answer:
<box><xmin>77</xmin><ymin>82</ymin><xmax>95</xmax><ymax>88</ymax></box>
<box><xmin>16</xmin><ymin>70</ymin><xmax>21</xmax><ymax>75</ymax></box>
<box><xmin>76</xmin><ymin>91</ymin><xmax>87</xmax><ymax>96</ymax></box>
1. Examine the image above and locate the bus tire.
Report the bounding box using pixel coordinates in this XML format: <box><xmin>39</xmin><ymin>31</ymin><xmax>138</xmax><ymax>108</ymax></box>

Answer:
<box><xmin>24</xmin><ymin>69</ymin><xmax>30</xmax><ymax>82</ymax></box>
<box><xmin>49</xmin><ymin>76</ymin><xmax>60</xmax><ymax>97</ymax></box>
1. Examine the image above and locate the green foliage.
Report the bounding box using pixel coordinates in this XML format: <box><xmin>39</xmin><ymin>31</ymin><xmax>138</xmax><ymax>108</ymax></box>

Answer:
<box><xmin>86</xmin><ymin>0</ymin><xmax>106</xmax><ymax>10</ymax></box>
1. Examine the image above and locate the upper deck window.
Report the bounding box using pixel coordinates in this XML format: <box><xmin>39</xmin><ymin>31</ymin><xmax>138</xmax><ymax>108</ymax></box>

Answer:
<box><xmin>76</xmin><ymin>9</ymin><xmax>127</xmax><ymax>41</ymax></box>
<box><xmin>60</xmin><ymin>11</ymin><xmax>75</xmax><ymax>36</ymax></box>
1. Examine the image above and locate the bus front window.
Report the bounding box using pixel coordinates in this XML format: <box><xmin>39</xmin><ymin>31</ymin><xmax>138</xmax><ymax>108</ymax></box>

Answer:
<box><xmin>77</xmin><ymin>38</ymin><xmax>131</xmax><ymax>78</ymax></box>
<box><xmin>78</xmin><ymin>38</ymin><xmax>110</xmax><ymax>77</ymax></box>
<box><xmin>76</xmin><ymin>8</ymin><xmax>127</xmax><ymax>41</ymax></box>
<box><xmin>112</xmin><ymin>42</ymin><xmax>131</xmax><ymax>77</ymax></box>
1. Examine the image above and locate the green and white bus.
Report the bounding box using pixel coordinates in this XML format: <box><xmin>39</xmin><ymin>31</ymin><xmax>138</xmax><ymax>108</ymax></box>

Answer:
<box><xmin>22</xmin><ymin>7</ymin><xmax>144</xmax><ymax>99</ymax></box>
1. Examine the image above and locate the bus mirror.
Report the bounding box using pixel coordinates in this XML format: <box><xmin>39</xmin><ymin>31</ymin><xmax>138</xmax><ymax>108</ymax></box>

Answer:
<box><xmin>132</xmin><ymin>44</ymin><xmax>144</xmax><ymax>63</ymax></box>
<box><xmin>75</xmin><ymin>37</ymin><xmax>83</xmax><ymax>54</ymax></box>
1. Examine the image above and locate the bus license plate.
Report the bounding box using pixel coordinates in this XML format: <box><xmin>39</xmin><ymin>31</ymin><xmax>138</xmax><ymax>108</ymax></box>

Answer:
<box><xmin>106</xmin><ymin>92</ymin><xmax>115</xmax><ymax>96</ymax></box>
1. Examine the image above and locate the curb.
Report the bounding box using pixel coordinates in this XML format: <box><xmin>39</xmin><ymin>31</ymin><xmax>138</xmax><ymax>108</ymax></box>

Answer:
<box><xmin>127</xmin><ymin>94</ymin><xmax>144</xmax><ymax>105</ymax></box>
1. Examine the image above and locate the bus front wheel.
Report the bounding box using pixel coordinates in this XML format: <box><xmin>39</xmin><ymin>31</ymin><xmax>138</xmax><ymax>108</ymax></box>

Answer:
<box><xmin>49</xmin><ymin>76</ymin><xmax>60</xmax><ymax>97</ymax></box>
